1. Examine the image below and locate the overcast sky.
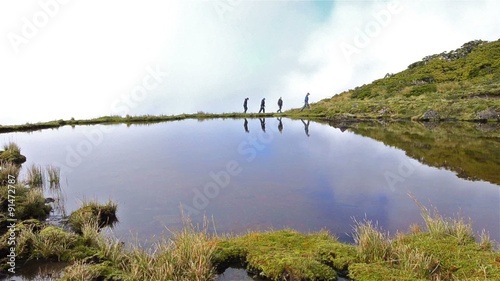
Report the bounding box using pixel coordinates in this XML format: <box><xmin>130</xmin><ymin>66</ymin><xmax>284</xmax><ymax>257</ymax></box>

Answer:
<box><xmin>1</xmin><ymin>0</ymin><xmax>499</xmax><ymax>125</ymax></box>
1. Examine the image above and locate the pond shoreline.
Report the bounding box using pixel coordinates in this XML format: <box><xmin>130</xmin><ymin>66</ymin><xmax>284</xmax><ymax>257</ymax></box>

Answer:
<box><xmin>1</xmin><ymin>112</ymin><xmax>498</xmax><ymax>134</ymax></box>
<box><xmin>2</xmin><ymin>198</ymin><xmax>500</xmax><ymax>281</ymax></box>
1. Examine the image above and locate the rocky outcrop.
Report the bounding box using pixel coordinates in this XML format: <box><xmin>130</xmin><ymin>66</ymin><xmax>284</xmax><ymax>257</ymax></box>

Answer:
<box><xmin>476</xmin><ymin>108</ymin><xmax>499</xmax><ymax>121</ymax></box>
<box><xmin>420</xmin><ymin>110</ymin><xmax>440</xmax><ymax>121</ymax></box>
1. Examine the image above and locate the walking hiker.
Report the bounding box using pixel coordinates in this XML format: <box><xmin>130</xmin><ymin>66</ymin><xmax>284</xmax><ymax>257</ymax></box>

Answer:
<box><xmin>301</xmin><ymin>93</ymin><xmax>310</xmax><ymax>111</ymax></box>
<box><xmin>259</xmin><ymin>98</ymin><xmax>266</xmax><ymax>113</ymax></box>
<box><xmin>243</xmin><ymin>97</ymin><xmax>249</xmax><ymax>113</ymax></box>
<box><xmin>277</xmin><ymin>97</ymin><xmax>283</xmax><ymax>113</ymax></box>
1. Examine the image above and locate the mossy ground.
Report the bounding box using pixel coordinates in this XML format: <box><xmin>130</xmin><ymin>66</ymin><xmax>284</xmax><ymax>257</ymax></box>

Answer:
<box><xmin>212</xmin><ymin>223</ymin><xmax>500</xmax><ymax>281</ymax></box>
<box><xmin>349</xmin><ymin>232</ymin><xmax>500</xmax><ymax>281</ymax></box>
<box><xmin>213</xmin><ymin>229</ymin><xmax>356</xmax><ymax>280</ymax></box>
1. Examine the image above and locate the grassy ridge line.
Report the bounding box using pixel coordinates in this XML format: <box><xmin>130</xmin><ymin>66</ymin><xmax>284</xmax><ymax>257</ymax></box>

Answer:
<box><xmin>298</xmin><ymin>39</ymin><xmax>500</xmax><ymax>121</ymax></box>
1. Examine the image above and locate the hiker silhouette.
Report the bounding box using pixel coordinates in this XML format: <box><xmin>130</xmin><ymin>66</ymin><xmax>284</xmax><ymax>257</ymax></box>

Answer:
<box><xmin>301</xmin><ymin>93</ymin><xmax>310</xmax><ymax>111</ymax></box>
<box><xmin>243</xmin><ymin>98</ymin><xmax>249</xmax><ymax>113</ymax></box>
<box><xmin>277</xmin><ymin>97</ymin><xmax>283</xmax><ymax>113</ymax></box>
<box><xmin>259</xmin><ymin>98</ymin><xmax>266</xmax><ymax>113</ymax></box>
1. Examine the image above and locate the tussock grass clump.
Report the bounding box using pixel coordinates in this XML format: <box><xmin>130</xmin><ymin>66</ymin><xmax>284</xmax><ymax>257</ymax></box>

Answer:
<box><xmin>80</xmin><ymin>217</ymin><xmax>101</xmax><ymax>247</ymax></box>
<box><xmin>0</xmin><ymin>185</ymin><xmax>51</xmax><ymax>221</ymax></box>
<box><xmin>348</xmin><ymin>196</ymin><xmax>500</xmax><ymax>281</ymax></box>
<box><xmin>353</xmin><ymin>219</ymin><xmax>391</xmax><ymax>263</ymax></box>
<box><xmin>68</xmin><ymin>199</ymin><xmax>118</xmax><ymax>234</ymax></box>
<box><xmin>479</xmin><ymin>229</ymin><xmax>494</xmax><ymax>251</ymax></box>
<box><xmin>61</xmin><ymin>216</ymin><xmax>216</xmax><ymax>281</ymax></box>
<box><xmin>0</xmin><ymin>142</ymin><xmax>26</xmax><ymax>165</ymax></box>
<box><xmin>123</xmin><ymin>217</ymin><xmax>216</xmax><ymax>281</ymax></box>
<box><xmin>391</xmin><ymin>238</ymin><xmax>439</xmax><ymax>278</ymax></box>
<box><xmin>96</xmin><ymin>235</ymin><xmax>125</xmax><ymax>265</ymax></box>
<box><xmin>0</xmin><ymin>160</ymin><xmax>20</xmax><ymax>185</ymax></box>
<box><xmin>31</xmin><ymin>226</ymin><xmax>79</xmax><ymax>261</ymax></box>
<box><xmin>413</xmin><ymin>196</ymin><xmax>475</xmax><ymax>244</ymax></box>
<box><xmin>61</xmin><ymin>260</ymin><xmax>101</xmax><ymax>281</ymax></box>
<box><xmin>0</xmin><ymin>219</ymin><xmax>43</xmax><ymax>258</ymax></box>
<box><xmin>25</xmin><ymin>164</ymin><xmax>45</xmax><ymax>188</ymax></box>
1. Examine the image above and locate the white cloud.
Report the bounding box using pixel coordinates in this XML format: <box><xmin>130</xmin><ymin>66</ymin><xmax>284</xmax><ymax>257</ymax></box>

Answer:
<box><xmin>1</xmin><ymin>0</ymin><xmax>499</xmax><ymax>124</ymax></box>
<box><xmin>289</xmin><ymin>0</ymin><xmax>500</xmax><ymax>103</ymax></box>
<box><xmin>1</xmin><ymin>0</ymin><xmax>180</xmax><ymax>124</ymax></box>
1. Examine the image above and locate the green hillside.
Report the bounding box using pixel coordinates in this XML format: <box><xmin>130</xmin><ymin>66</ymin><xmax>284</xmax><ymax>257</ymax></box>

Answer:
<box><xmin>299</xmin><ymin>39</ymin><xmax>500</xmax><ymax>121</ymax></box>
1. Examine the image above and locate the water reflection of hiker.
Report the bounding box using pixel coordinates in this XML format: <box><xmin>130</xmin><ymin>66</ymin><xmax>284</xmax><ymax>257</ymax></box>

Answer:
<box><xmin>259</xmin><ymin>118</ymin><xmax>266</xmax><ymax>132</ymax></box>
<box><xmin>277</xmin><ymin>97</ymin><xmax>283</xmax><ymax>113</ymax></box>
<box><xmin>300</xmin><ymin>93</ymin><xmax>310</xmax><ymax>111</ymax></box>
<box><xmin>243</xmin><ymin>97</ymin><xmax>249</xmax><ymax>113</ymax></box>
<box><xmin>244</xmin><ymin>118</ymin><xmax>249</xmax><ymax>133</ymax></box>
<box><xmin>277</xmin><ymin>117</ymin><xmax>283</xmax><ymax>133</ymax></box>
<box><xmin>259</xmin><ymin>98</ymin><xmax>266</xmax><ymax>113</ymax></box>
<box><xmin>301</xmin><ymin>119</ymin><xmax>310</xmax><ymax>137</ymax></box>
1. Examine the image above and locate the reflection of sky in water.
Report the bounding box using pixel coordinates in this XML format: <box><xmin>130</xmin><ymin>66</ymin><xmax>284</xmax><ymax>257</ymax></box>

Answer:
<box><xmin>2</xmin><ymin>119</ymin><xmax>499</xmax><ymax>243</ymax></box>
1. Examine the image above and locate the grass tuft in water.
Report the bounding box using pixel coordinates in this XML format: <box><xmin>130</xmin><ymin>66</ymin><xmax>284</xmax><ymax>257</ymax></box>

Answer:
<box><xmin>0</xmin><ymin>141</ymin><xmax>26</xmax><ymax>165</ymax></box>
<box><xmin>68</xmin><ymin>199</ymin><xmax>118</xmax><ymax>234</ymax></box>
<box><xmin>46</xmin><ymin>165</ymin><xmax>61</xmax><ymax>187</ymax></box>
<box><xmin>25</xmin><ymin>164</ymin><xmax>45</xmax><ymax>188</ymax></box>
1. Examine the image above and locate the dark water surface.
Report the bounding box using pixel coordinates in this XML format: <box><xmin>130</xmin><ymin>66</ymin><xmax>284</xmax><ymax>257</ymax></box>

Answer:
<box><xmin>2</xmin><ymin>119</ymin><xmax>499</xmax><ymax>280</ymax></box>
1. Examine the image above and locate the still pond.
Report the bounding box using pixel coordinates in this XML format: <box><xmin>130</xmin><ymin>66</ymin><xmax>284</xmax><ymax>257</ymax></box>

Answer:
<box><xmin>2</xmin><ymin>118</ymin><xmax>499</xmax><ymax>280</ymax></box>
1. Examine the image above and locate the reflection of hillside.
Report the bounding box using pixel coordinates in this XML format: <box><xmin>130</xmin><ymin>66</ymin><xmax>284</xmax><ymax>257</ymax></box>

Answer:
<box><xmin>329</xmin><ymin>121</ymin><xmax>500</xmax><ymax>185</ymax></box>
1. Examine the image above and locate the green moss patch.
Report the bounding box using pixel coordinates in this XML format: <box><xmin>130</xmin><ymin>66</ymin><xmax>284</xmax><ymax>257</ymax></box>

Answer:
<box><xmin>213</xmin><ymin>229</ymin><xmax>357</xmax><ymax>280</ymax></box>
